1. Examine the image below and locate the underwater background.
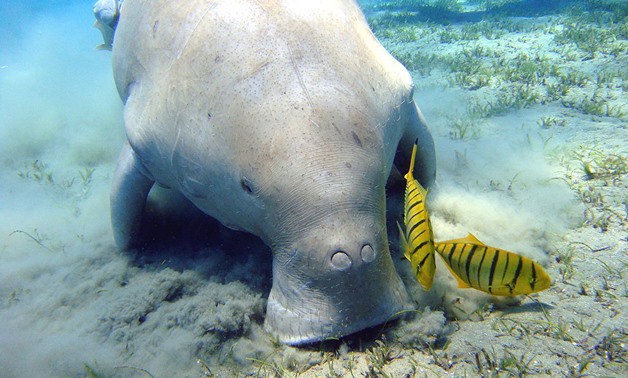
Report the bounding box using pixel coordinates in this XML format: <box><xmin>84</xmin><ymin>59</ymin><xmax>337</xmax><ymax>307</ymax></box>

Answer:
<box><xmin>0</xmin><ymin>0</ymin><xmax>626</xmax><ymax>376</ymax></box>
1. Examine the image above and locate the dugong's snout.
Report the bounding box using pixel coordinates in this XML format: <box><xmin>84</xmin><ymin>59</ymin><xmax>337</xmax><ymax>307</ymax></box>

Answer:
<box><xmin>264</xmin><ymin>218</ymin><xmax>413</xmax><ymax>345</ymax></box>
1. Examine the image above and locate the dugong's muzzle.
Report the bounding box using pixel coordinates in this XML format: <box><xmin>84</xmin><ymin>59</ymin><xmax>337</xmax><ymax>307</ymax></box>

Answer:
<box><xmin>264</xmin><ymin>213</ymin><xmax>413</xmax><ymax>345</ymax></box>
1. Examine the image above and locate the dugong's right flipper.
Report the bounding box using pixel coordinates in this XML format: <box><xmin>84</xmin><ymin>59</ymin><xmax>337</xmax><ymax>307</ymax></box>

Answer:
<box><xmin>110</xmin><ymin>141</ymin><xmax>154</xmax><ymax>249</ymax></box>
<box><xmin>394</xmin><ymin>100</ymin><xmax>436</xmax><ymax>189</ymax></box>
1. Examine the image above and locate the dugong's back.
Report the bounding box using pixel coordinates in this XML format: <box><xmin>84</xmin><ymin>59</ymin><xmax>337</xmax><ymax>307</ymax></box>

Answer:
<box><xmin>112</xmin><ymin>0</ymin><xmax>413</xmax><ymax>167</ymax></box>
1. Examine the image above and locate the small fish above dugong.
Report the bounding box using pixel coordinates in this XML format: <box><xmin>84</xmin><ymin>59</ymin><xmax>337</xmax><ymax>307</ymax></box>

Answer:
<box><xmin>105</xmin><ymin>0</ymin><xmax>436</xmax><ymax>345</ymax></box>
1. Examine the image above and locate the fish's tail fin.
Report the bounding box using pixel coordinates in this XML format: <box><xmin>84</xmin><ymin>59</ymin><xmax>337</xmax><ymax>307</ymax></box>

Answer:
<box><xmin>404</xmin><ymin>138</ymin><xmax>419</xmax><ymax>182</ymax></box>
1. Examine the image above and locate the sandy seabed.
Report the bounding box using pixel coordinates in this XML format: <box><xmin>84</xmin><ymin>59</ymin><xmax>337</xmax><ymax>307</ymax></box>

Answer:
<box><xmin>0</xmin><ymin>1</ymin><xmax>626</xmax><ymax>377</ymax></box>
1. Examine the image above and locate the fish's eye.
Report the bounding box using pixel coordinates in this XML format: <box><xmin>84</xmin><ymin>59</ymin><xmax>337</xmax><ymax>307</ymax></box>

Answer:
<box><xmin>241</xmin><ymin>176</ymin><xmax>254</xmax><ymax>194</ymax></box>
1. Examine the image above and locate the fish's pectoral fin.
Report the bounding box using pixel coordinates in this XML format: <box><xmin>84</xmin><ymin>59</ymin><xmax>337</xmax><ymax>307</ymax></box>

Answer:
<box><xmin>489</xmin><ymin>282</ymin><xmax>513</xmax><ymax>291</ymax></box>
<box><xmin>396</xmin><ymin>221</ymin><xmax>410</xmax><ymax>260</ymax></box>
<box><xmin>487</xmin><ymin>283</ymin><xmax>513</xmax><ymax>295</ymax></box>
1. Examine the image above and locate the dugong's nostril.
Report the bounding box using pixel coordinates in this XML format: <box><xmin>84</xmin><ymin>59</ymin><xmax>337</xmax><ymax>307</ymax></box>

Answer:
<box><xmin>361</xmin><ymin>244</ymin><xmax>376</xmax><ymax>263</ymax></box>
<box><xmin>331</xmin><ymin>251</ymin><xmax>352</xmax><ymax>270</ymax></box>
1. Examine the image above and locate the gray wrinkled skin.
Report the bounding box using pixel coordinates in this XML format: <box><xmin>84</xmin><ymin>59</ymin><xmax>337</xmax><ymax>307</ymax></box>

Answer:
<box><xmin>108</xmin><ymin>0</ymin><xmax>436</xmax><ymax>345</ymax></box>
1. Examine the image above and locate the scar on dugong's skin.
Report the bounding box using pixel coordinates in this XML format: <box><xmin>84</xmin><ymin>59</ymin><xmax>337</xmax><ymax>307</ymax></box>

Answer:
<box><xmin>105</xmin><ymin>0</ymin><xmax>436</xmax><ymax>345</ymax></box>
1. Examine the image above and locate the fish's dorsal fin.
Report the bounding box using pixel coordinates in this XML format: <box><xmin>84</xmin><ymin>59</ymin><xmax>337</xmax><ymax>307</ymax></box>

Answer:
<box><xmin>436</xmin><ymin>254</ymin><xmax>470</xmax><ymax>288</ymax></box>
<box><xmin>435</xmin><ymin>233</ymin><xmax>486</xmax><ymax>246</ymax></box>
<box><xmin>465</xmin><ymin>233</ymin><xmax>485</xmax><ymax>245</ymax></box>
<box><xmin>396</xmin><ymin>221</ymin><xmax>410</xmax><ymax>260</ymax></box>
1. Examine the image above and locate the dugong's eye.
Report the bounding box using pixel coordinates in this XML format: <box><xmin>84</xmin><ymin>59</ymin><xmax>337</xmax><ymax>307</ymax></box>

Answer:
<box><xmin>241</xmin><ymin>176</ymin><xmax>254</xmax><ymax>194</ymax></box>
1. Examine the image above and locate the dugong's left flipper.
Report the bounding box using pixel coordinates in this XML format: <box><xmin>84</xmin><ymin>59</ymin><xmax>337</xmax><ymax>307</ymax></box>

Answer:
<box><xmin>93</xmin><ymin>0</ymin><xmax>123</xmax><ymax>50</ymax></box>
<box><xmin>394</xmin><ymin>99</ymin><xmax>436</xmax><ymax>188</ymax></box>
<box><xmin>110</xmin><ymin>141</ymin><xmax>154</xmax><ymax>249</ymax></box>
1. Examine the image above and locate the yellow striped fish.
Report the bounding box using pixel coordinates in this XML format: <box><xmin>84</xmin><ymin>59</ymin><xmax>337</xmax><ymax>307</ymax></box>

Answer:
<box><xmin>397</xmin><ymin>140</ymin><xmax>436</xmax><ymax>291</ymax></box>
<box><xmin>434</xmin><ymin>234</ymin><xmax>551</xmax><ymax>296</ymax></box>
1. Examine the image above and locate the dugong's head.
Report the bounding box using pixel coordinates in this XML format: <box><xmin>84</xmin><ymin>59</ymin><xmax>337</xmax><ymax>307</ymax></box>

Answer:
<box><xmin>263</xmin><ymin>191</ymin><xmax>413</xmax><ymax>345</ymax></box>
<box><xmin>211</xmin><ymin>106</ymin><xmax>414</xmax><ymax>345</ymax></box>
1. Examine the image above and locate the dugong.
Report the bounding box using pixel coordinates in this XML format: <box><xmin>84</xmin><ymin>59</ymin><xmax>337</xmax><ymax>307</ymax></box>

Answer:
<box><xmin>108</xmin><ymin>0</ymin><xmax>436</xmax><ymax>345</ymax></box>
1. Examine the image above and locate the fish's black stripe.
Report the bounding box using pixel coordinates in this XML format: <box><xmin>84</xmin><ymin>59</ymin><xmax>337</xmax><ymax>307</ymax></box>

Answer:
<box><xmin>406</xmin><ymin>198</ymin><xmax>423</xmax><ymax>214</ymax></box>
<box><xmin>407</xmin><ymin>208</ymin><xmax>425</xmax><ymax>224</ymax></box>
<box><xmin>510</xmin><ymin>257</ymin><xmax>523</xmax><ymax>294</ymax></box>
<box><xmin>530</xmin><ymin>262</ymin><xmax>537</xmax><ymax>291</ymax></box>
<box><xmin>405</xmin><ymin>192</ymin><xmax>422</xmax><ymax>204</ymax></box>
<box><xmin>500</xmin><ymin>251</ymin><xmax>509</xmax><ymax>284</ymax></box>
<box><xmin>406</xmin><ymin>186</ymin><xmax>418</xmax><ymax>198</ymax></box>
<box><xmin>407</xmin><ymin>195</ymin><xmax>423</xmax><ymax>207</ymax></box>
<box><xmin>446</xmin><ymin>244</ymin><xmax>456</xmax><ymax>265</ymax></box>
<box><xmin>406</xmin><ymin>186</ymin><xmax>423</xmax><ymax>201</ymax></box>
<box><xmin>476</xmin><ymin>247</ymin><xmax>487</xmax><ymax>288</ymax></box>
<box><xmin>457</xmin><ymin>244</ymin><xmax>471</xmax><ymax>280</ymax></box>
<box><xmin>407</xmin><ymin>219</ymin><xmax>426</xmax><ymax>238</ymax></box>
<box><xmin>418</xmin><ymin>250</ymin><xmax>431</xmax><ymax>267</ymax></box>
<box><xmin>410</xmin><ymin>229</ymin><xmax>427</xmax><ymax>243</ymax></box>
<box><xmin>464</xmin><ymin>245</ymin><xmax>478</xmax><ymax>285</ymax></box>
<box><xmin>412</xmin><ymin>241</ymin><xmax>429</xmax><ymax>256</ymax></box>
<box><xmin>488</xmin><ymin>250</ymin><xmax>500</xmax><ymax>294</ymax></box>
